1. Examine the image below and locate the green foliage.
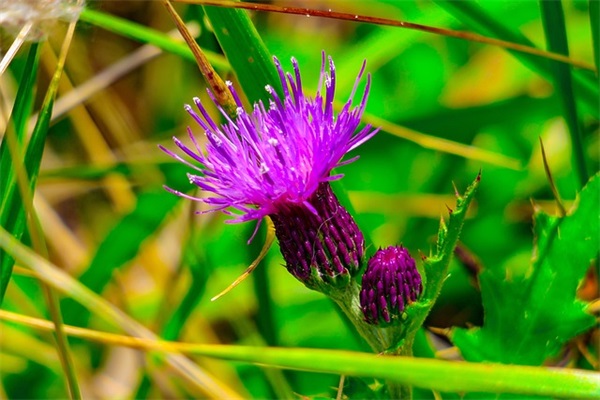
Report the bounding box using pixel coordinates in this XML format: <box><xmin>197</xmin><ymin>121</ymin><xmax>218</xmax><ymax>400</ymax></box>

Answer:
<box><xmin>452</xmin><ymin>173</ymin><xmax>599</xmax><ymax>365</ymax></box>
<box><xmin>1</xmin><ymin>1</ymin><xmax>598</xmax><ymax>399</ymax></box>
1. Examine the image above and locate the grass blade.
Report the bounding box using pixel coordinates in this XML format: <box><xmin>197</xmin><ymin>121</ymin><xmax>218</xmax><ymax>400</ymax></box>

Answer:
<box><xmin>1</xmin><ymin>15</ymin><xmax>83</xmax><ymax>397</ymax></box>
<box><xmin>79</xmin><ymin>8</ymin><xmax>229</xmax><ymax>70</ymax></box>
<box><xmin>60</xmin><ymin>160</ymin><xmax>191</xmax><ymax>326</ymax></box>
<box><xmin>2</xmin><ymin>310</ymin><xmax>599</xmax><ymax>400</ymax></box>
<box><xmin>591</xmin><ymin>0</ymin><xmax>599</xmax><ymax>74</ymax></box>
<box><xmin>539</xmin><ymin>0</ymin><xmax>588</xmax><ymax>189</ymax></box>
<box><xmin>202</xmin><ymin>5</ymin><xmax>282</xmax><ymax>103</ymax></box>
<box><xmin>0</xmin><ymin>43</ymin><xmax>39</xmax><ymax>304</ymax></box>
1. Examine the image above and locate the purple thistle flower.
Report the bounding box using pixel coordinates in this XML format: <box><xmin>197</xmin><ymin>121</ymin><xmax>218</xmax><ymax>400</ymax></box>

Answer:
<box><xmin>160</xmin><ymin>52</ymin><xmax>377</xmax><ymax>224</ymax></box>
<box><xmin>360</xmin><ymin>246</ymin><xmax>423</xmax><ymax>325</ymax></box>
<box><xmin>161</xmin><ymin>52</ymin><xmax>378</xmax><ymax>291</ymax></box>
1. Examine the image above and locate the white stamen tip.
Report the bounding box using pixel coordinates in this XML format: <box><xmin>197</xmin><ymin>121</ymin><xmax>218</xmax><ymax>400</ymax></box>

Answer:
<box><xmin>259</xmin><ymin>163</ymin><xmax>270</xmax><ymax>174</ymax></box>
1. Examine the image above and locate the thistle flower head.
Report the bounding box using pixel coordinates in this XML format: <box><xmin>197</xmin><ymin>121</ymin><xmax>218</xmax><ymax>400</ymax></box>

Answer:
<box><xmin>160</xmin><ymin>52</ymin><xmax>378</xmax><ymax>224</ymax></box>
<box><xmin>271</xmin><ymin>182</ymin><xmax>365</xmax><ymax>291</ymax></box>
<box><xmin>360</xmin><ymin>246</ymin><xmax>423</xmax><ymax>326</ymax></box>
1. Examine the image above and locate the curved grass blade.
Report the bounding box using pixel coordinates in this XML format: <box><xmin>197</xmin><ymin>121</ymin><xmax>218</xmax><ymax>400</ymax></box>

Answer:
<box><xmin>540</xmin><ymin>0</ymin><xmax>588</xmax><ymax>189</ymax></box>
<box><xmin>211</xmin><ymin>218</ymin><xmax>275</xmax><ymax>301</ymax></box>
<box><xmin>365</xmin><ymin>113</ymin><xmax>522</xmax><ymax>170</ymax></box>
<box><xmin>179</xmin><ymin>1</ymin><xmax>594</xmax><ymax>70</ymax></box>
<box><xmin>162</xmin><ymin>0</ymin><xmax>238</xmax><ymax>116</ymax></box>
<box><xmin>2</xmin><ymin>310</ymin><xmax>599</xmax><ymax>399</ymax></box>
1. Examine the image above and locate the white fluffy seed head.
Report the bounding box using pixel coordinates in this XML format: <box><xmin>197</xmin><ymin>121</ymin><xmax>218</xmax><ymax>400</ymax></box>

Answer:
<box><xmin>0</xmin><ymin>0</ymin><xmax>84</xmax><ymax>41</ymax></box>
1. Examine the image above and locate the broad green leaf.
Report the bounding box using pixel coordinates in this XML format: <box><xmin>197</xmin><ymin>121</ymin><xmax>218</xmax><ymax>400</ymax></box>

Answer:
<box><xmin>452</xmin><ymin>173</ymin><xmax>599</xmax><ymax>365</ymax></box>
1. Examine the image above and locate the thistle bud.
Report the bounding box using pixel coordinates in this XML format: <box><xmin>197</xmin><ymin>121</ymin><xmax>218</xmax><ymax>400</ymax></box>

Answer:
<box><xmin>270</xmin><ymin>183</ymin><xmax>364</xmax><ymax>292</ymax></box>
<box><xmin>360</xmin><ymin>246</ymin><xmax>422</xmax><ymax>325</ymax></box>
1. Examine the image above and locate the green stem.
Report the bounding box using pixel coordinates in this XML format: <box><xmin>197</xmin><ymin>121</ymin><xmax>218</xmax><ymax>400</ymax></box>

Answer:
<box><xmin>329</xmin><ymin>281</ymin><xmax>390</xmax><ymax>353</ymax></box>
<box><xmin>330</xmin><ymin>281</ymin><xmax>414</xmax><ymax>399</ymax></box>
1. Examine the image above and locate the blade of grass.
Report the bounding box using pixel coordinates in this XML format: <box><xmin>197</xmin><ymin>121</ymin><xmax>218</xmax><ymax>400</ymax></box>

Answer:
<box><xmin>202</xmin><ymin>4</ymin><xmax>283</xmax><ymax>103</ymax></box>
<box><xmin>0</xmin><ymin>23</ymin><xmax>33</xmax><ymax>76</ymax></box>
<box><xmin>60</xmin><ymin>190</ymin><xmax>181</xmax><ymax>326</ymax></box>
<box><xmin>591</xmin><ymin>0</ymin><xmax>599</xmax><ymax>74</ymax></box>
<box><xmin>78</xmin><ymin>8</ymin><xmax>229</xmax><ymax>70</ymax></box>
<box><xmin>162</xmin><ymin>0</ymin><xmax>237</xmax><ymax>115</ymax></box>
<box><xmin>364</xmin><ymin>112</ymin><xmax>522</xmax><ymax>170</ymax></box>
<box><xmin>2</xmin><ymin>309</ymin><xmax>599</xmax><ymax>399</ymax></box>
<box><xmin>160</xmin><ymin>230</ymin><xmax>210</xmax><ymax>341</ymax></box>
<box><xmin>48</xmin><ymin>24</ymin><xmax>201</xmax><ymax>123</ymax></box>
<box><xmin>0</xmin><ymin>224</ymin><xmax>244</xmax><ymax>399</ymax></box>
<box><xmin>0</xmin><ymin>44</ymin><xmax>40</xmax><ymax>304</ymax></box>
<box><xmin>540</xmin><ymin>0</ymin><xmax>588</xmax><ymax>190</ymax></box>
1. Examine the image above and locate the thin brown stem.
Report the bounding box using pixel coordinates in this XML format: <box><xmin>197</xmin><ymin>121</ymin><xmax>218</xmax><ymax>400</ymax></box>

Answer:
<box><xmin>174</xmin><ymin>0</ymin><xmax>596</xmax><ymax>71</ymax></box>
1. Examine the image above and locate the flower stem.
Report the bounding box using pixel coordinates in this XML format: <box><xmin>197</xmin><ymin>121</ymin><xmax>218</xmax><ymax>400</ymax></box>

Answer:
<box><xmin>329</xmin><ymin>281</ymin><xmax>414</xmax><ymax>399</ymax></box>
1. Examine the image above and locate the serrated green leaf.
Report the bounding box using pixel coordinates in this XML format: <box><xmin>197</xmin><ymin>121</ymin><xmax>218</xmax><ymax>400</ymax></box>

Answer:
<box><xmin>452</xmin><ymin>173</ymin><xmax>599</xmax><ymax>365</ymax></box>
<box><xmin>398</xmin><ymin>174</ymin><xmax>480</xmax><ymax>352</ymax></box>
<box><xmin>422</xmin><ymin>174</ymin><xmax>480</xmax><ymax>303</ymax></box>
